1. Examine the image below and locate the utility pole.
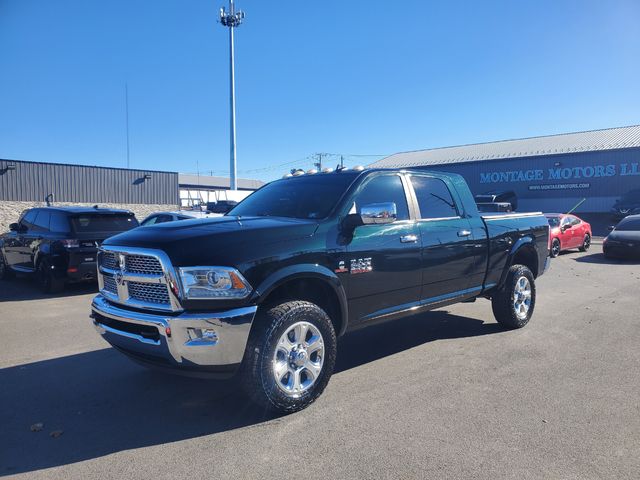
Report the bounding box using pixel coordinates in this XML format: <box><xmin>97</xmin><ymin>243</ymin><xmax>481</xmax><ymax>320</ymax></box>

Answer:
<box><xmin>314</xmin><ymin>153</ymin><xmax>326</xmax><ymax>171</ymax></box>
<box><xmin>219</xmin><ymin>0</ymin><xmax>244</xmax><ymax>191</ymax></box>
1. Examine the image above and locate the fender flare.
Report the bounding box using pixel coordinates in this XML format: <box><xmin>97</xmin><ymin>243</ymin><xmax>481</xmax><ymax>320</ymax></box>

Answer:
<box><xmin>251</xmin><ymin>264</ymin><xmax>349</xmax><ymax>336</ymax></box>
<box><xmin>498</xmin><ymin>236</ymin><xmax>539</xmax><ymax>287</ymax></box>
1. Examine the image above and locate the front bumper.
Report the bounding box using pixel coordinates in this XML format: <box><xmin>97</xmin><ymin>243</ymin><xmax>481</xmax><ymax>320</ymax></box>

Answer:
<box><xmin>91</xmin><ymin>294</ymin><xmax>257</xmax><ymax>377</ymax></box>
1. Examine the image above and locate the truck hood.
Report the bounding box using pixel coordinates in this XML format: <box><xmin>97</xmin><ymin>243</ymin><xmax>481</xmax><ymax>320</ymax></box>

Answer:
<box><xmin>103</xmin><ymin>216</ymin><xmax>319</xmax><ymax>266</ymax></box>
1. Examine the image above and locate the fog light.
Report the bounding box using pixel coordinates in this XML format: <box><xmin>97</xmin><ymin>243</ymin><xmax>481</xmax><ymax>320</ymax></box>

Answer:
<box><xmin>187</xmin><ymin>328</ymin><xmax>218</xmax><ymax>343</ymax></box>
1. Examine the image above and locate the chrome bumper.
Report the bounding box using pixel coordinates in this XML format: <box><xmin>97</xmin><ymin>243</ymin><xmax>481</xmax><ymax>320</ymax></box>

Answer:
<box><xmin>91</xmin><ymin>294</ymin><xmax>257</xmax><ymax>370</ymax></box>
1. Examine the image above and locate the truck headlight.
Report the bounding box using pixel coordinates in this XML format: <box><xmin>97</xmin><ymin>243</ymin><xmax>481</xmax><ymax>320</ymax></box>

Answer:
<box><xmin>178</xmin><ymin>267</ymin><xmax>251</xmax><ymax>299</ymax></box>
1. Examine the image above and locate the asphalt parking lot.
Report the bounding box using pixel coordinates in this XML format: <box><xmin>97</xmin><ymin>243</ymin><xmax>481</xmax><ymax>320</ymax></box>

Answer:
<box><xmin>1</xmin><ymin>241</ymin><xmax>639</xmax><ymax>480</ymax></box>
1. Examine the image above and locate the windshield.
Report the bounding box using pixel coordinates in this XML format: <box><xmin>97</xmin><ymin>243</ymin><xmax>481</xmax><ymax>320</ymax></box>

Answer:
<box><xmin>615</xmin><ymin>218</ymin><xmax>640</xmax><ymax>231</ymax></box>
<box><xmin>546</xmin><ymin>216</ymin><xmax>560</xmax><ymax>228</ymax></box>
<box><xmin>70</xmin><ymin>214</ymin><xmax>139</xmax><ymax>233</ymax></box>
<box><xmin>229</xmin><ymin>174</ymin><xmax>357</xmax><ymax>219</ymax></box>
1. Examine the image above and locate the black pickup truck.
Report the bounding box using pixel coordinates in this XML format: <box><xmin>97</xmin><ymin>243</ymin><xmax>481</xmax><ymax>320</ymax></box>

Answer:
<box><xmin>91</xmin><ymin>168</ymin><xmax>550</xmax><ymax>413</ymax></box>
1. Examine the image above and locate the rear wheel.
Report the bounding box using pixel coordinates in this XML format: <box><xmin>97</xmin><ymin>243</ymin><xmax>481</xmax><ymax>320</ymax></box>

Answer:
<box><xmin>491</xmin><ymin>265</ymin><xmax>536</xmax><ymax>329</ymax></box>
<box><xmin>37</xmin><ymin>260</ymin><xmax>64</xmax><ymax>293</ymax></box>
<box><xmin>550</xmin><ymin>238</ymin><xmax>561</xmax><ymax>258</ymax></box>
<box><xmin>240</xmin><ymin>300</ymin><xmax>337</xmax><ymax>414</ymax></box>
<box><xmin>579</xmin><ymin>234</ymin><xmax>591</xmax><ymax>252</ymax></box>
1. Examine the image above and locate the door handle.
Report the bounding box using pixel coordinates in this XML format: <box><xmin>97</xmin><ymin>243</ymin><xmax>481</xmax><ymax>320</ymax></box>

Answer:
<box><xmin>457</xmin><ymin>230</ymin><xmax>472</xmax><ymax>237</ymax></box>
<box><xmin>400</xmin><ymin>234</ymin><xmax>418</xmax><ymax>243</ymax></box>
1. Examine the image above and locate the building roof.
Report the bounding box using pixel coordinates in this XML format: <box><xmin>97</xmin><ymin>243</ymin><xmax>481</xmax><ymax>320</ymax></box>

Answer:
<box><xmin>178</xmin><ymin>173</ymin><xmax>264</xmax><ymax>190</ymax></box>
<box><xmin>370</xmin><ymin>125</ymin><xmax>640</xmax><ymax>169</ymax></box>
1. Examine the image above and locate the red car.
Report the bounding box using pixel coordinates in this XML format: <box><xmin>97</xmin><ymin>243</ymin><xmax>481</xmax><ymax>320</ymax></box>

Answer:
<box><xmin>546</xmin><ymin>213</ymin><xmax>592</xmax><ymax>258</ymax></box>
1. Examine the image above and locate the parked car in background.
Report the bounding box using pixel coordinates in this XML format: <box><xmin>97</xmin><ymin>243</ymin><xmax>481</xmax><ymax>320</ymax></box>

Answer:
<box><xmin>603</xmin><ymin>214</ymin><xmax>640</xmax><ymax>259</ymax></box>
<box><xmin>140</xmin><ymin>210</ymin><xmax>215</xmax><ymax>227</ymax></box>
<box><xmin>205</xmin><ymin>200</ymin><xmax>238</xmax><ymax>214</ymax></box>
<box><xmin>546</xmin><ymin>213</ymin><xmax>592</xmax><ymax>258</ymax></box>
<box><xmin>611</xmin><ymin>188</ymin><xmax>640</xmax><ymax>221</ymax></box>
<box><xmin>474</xmin><ymin>190</ymin><xmax>518</xmax><ymax>211</ymax></box>
<box><xmin>0</xmin><ymin>206</ymin><xmax>138</xmax><ymax>292</ymax></box>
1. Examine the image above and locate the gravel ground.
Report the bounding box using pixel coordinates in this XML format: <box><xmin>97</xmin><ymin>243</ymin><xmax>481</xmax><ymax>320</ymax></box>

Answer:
<box><xmin>1</xmin><ymin>241</ymin><xmax>639</xmax><ymax>479</ymax></box>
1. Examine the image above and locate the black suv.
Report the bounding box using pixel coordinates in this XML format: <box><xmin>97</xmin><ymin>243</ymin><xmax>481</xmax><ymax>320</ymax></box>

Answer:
<box><xmin>0</xmin><ymin>206</ymin><xmax>139</xmax><ymax>292</ymax></box>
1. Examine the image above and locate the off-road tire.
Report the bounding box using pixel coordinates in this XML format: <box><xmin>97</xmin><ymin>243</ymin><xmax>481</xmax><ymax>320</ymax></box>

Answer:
<box><xmin>579</xmin><ymin>234</ymin><xmax>591</xmax><ymax>252</ymax></box>
<box><xmin>37</xmin><ymin>260</ymin><xmax>64</xmax><ymax>294</ymax></box>
<box><xmin>491</xmin><ymin>265</ymin><xmax>536</xmax><ymax>329</ymax></box>
<box><xmin>240</xmin><ymin>300</ymin><xmax>337</xmax><ymax>414</ymax></box>
<box><xmin>550</xmin><ymin>238</ymin><xmax>561</xmax><ymax>258</ymax></box>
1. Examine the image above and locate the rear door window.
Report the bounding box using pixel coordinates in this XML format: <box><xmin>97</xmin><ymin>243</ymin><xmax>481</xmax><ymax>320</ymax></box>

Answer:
<box><xmin>49</xmin><ymin>213</ymin><xmax>70</xmax><ymax>233</ymax></box>
<box><xmin>70</xmin><ymin>214</ymin><xmax>139</xmax><ymax>233</ymax></box>
<box><xmin>410</xmin><ymin>176</ymin><xmax>459</xmax><ymax>219</ymax></box>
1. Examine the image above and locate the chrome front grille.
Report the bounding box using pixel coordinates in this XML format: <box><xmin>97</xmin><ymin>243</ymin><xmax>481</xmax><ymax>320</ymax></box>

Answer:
<box><xmin>125</xmin><ymin>255</ymin><xmax>163</xmax><ymax>275</ymax></box>
<box><xmin>128</xmin><ymin>281</ymin><xmax>170</xmax><ymax>305</ymax></box>
<box><xmin>101</xmin><ymin>252</ymin><xmax>118</xmax><ymax>270</ymax></box>
<box><xmin>97</xmin><ymin>247</ymin><xmax>180</xmax><ymax>312</ymax></box>
<box><xmin>103</xmin><ymin>274</ymin><xmax>117</xmax><ymax>295</ymax></box>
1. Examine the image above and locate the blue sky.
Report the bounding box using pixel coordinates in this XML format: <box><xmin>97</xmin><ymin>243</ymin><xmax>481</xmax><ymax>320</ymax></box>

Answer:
<box><xmin>1</xmin><ymin>0</ymin><xmax>639</xmax><ymax>182</ymax></box>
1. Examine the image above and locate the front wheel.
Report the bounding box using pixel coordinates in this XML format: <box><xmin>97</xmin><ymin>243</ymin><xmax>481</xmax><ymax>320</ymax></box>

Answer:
<box><xmin>579</xmin><ymin>234</ymin><xmax>591</xmax><ymax>252</ymax></box>
<box><xmin>240</xmin><ymin>301</ymin><xmax>337</xmax><ymax>414</ymax></box>
<box><xmin>491</xmin><ymin>265</ymin><xmax>536</xmax><ymax>329</ymax></box>
<box><xmin>550</xmin><ymin>238</ymin><xmax>561</xmax><ymax>258</ymax></box>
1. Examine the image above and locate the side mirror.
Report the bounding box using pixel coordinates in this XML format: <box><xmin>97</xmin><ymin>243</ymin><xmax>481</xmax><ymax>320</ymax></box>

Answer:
<box><xmin>9</xmin><ymin>223</ymin><xmax>19</xmax><ymax>232</ymax></box>
<box><xmin>360</xmin><ymin>202</ymin><xmax>397</xmax><ymax>225</ymax></box>
<box><xmin>607</xmin><ymin>225</ymin><xmax>615</xmax><ymax>231</ymax></box>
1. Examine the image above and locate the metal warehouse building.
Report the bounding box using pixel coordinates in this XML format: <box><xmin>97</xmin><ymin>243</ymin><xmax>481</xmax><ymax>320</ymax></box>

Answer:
<box><xmin>371</xmin><ymin>125</ymin><xmax>640</xmax><ymax>226</ymax></box>
<box><xmin>0</xmin><ymin>159</ymin><xmax>262</xmax><ymax>231</ymax></box>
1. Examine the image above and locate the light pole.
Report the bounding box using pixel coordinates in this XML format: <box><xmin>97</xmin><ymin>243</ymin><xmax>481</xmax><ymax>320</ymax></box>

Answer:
<box><xmin>219</xmin><ymin>0</ymin><xmax>244</xmax><ymax>191</ymax></box>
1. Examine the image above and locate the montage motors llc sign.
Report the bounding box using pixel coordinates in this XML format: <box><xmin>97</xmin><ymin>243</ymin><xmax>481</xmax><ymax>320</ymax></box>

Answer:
<box><xmin>479</xmin><ymin>161</ymin><xmax>640</xmax><ymax>191</ymax></box>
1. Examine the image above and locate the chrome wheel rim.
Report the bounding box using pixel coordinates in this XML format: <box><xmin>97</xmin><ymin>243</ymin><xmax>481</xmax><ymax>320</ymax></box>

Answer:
<box><xmin>513</xmin><ymin>276</ymin><xmax>532</xmax><ymax>320</ymax></box>
<box><xmin>272</xmin><ymin>321</ymin><xmax>324</xmax><ymax>397</ymax></box>
<box><xmin>584</xmin><ymin>235</ymin><xmax>591</xmax><ymax>250</ymax></box>
<box><xmin>552</xmin><ymin>240</ymin><xmax>560</xmax><ymax>256</ymax></box>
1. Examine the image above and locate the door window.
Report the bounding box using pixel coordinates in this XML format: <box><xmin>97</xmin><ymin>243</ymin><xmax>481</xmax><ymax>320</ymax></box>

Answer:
<box><xmin>410</xmin><ymin>176</ymin><xmax>459</xmax><ymax>219</ymax></box>
<box><xmin>20</xmin><ymin>210</ymin><xmax>38</xmax><ymax>229</ymax></box>
<box><xmin>353</xmin><ymin>175</ymin><xmax>410</xmax><ymax>221</ymax></box>
<box><xmin>142</xmin><ymin>216</ymin><xmax>158</xmax><ymax>226</ymax></box>
<box><xmin>32</xmin><ymin>210</ymin><xmax>51</xmax><ymax>232</ymax></box>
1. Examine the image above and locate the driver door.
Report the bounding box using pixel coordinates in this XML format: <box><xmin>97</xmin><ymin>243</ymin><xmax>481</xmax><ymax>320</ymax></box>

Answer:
<box><xmin>345</xmin><ymin>173</ymin><xmax>422</xmax><ymax>324</ymax></box>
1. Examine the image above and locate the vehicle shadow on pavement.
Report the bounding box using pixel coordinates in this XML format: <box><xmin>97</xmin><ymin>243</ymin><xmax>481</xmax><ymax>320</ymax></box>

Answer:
<box><xmin>0</xmin><ymin>311</ymin><xmax>501</xmax><ymax>476</ymax></box>
<box><xmin>572</xmin><ymin>252</ymin><xmax>640</xmax><ymax>265</ymax></box>
<box><xmin>0</xmin><ymin>278</ymin><xmax>97</xmax><ymax>302</ymax></box>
